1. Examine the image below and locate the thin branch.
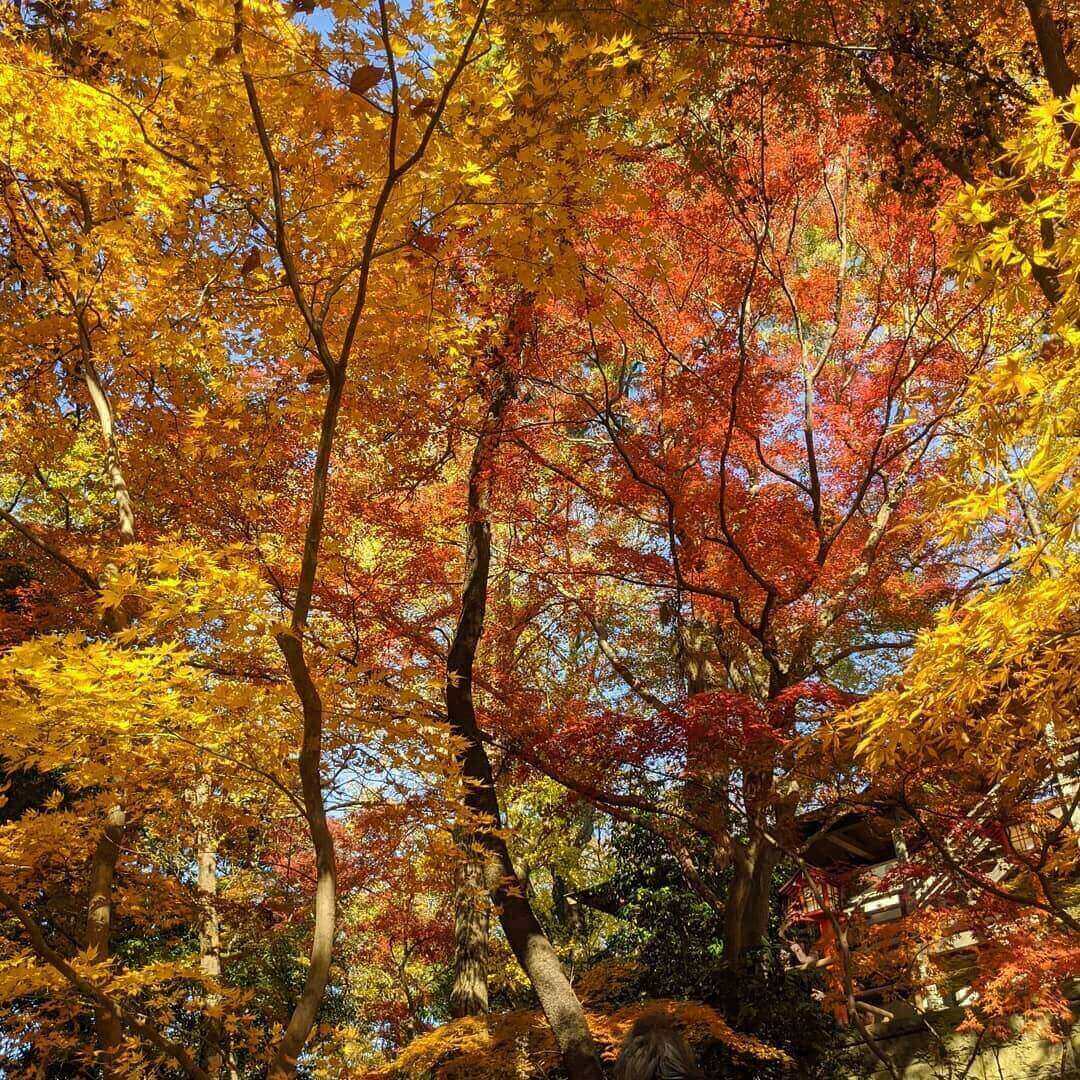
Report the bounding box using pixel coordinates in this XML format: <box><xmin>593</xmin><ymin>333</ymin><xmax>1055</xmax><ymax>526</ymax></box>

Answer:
<box><xmin>0</xmin><ymin>507</ymin><xmax>100</xmax><ymax>592</ymax></box>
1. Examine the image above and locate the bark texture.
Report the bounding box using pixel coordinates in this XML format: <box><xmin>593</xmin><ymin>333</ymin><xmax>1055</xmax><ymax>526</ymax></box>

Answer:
<box><xmin>196</xmin><ymin>791</ymin><xmax>226</xmax><ymax>1077</ymax></box>
<box><xmin>268</xmin><ymin>631</ymin><xmax>338</xmax><ymax>1080</ymax></box>
<box><xmin>449</xmin><ymin>845</ymin><xmax>491</xmax><ymax>1017</ymax></box>
<box><xmin>85</xmin><ymin>805</ymin><xmax>126</xmax><ymax>1076</ymax></box>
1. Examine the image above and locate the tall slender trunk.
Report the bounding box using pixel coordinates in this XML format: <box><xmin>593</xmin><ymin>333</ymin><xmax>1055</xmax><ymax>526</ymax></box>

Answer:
<box><xmin>449</xmin><ymin>844</ymin><xmax>490</xmax><ymax>1017</ymax></box>
<box><xmin>746</xmin><ymin>840</ymin><xmax>778</xmax><ymax>945</ymax></box>
<box><xmin>197</xmin><ymin>845</ymin><xmax>225</xmax><ymax>1077</ymax></box>
<box><xmin>79</xmin><ymin>341</ymin><xmax>135</xmax><ymax>544</ymax></box>
<box><xmin>195</xmin><ymin>781</ymin><xmax>225</xmax><ymax>1078</ymax></box>
<box><xmin>77</xmin><ymin>313</ymin><xmax>135</xmax><ymax>1070</ymax></box>
<box><xmin>445</xmin><ymin>322</ymin><xmax>604</xmax><ymax>1080</ymax></box>
<box><xmin>85</xmin><ymin>805</ymin><xmax>126</xmax><ymax>1076</ymax></box>
<box><xmin>268</xmin><ymin>632</ymin><xmax>338</xmax><ymax>1080</ymax></box>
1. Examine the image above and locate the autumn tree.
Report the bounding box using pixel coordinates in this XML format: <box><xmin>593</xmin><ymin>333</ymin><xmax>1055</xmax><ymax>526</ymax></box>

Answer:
<box><xmin>0</xmin><ymin>1</ymin><xmax>1075</xmax><ymax>1077</ymax></box>
<box><xmin>838</xmin><ymin>63</ymin><xmax>1080</xmax><ymax>1045</ymax></box>
<box><xmin>0</xmin><ymin>0</ymin><xmax>664</xmax><ymax>1075</ymax></box>
<box><xmin>459</xmin><ymin>99</ymin><xmax>979</xmax><ymax>964</ymax></box>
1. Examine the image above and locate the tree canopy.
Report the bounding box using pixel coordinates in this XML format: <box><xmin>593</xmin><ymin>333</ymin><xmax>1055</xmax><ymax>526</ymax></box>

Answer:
<box><xmin>0</xmin><ymin>1</ymin><xmax>1076</xmax><ymax>1078</ymax></box>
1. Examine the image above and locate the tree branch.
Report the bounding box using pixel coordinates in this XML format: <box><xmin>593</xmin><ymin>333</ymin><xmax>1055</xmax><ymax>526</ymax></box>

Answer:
<box><xmin>0</xmin><ymin>887</ymin><xmax>210</xmax><ymax>1080</ymax></box>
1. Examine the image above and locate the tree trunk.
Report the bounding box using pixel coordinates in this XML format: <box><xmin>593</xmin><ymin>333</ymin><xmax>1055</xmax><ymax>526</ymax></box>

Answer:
<box><xmin>724</xmin><ymin>848</ymin><xmax>753</xmax><ymax>963</ymax></box>
<box><xmin>746</xmin><ymin>841</ymin><xmax>778</xmax><ymax>946</ymax></box>
<box><xmin>723</xmin><ymin>816</ymin><xmax>781</xmax><ymax>962</ymax></box>
<box><xmin>195</xmin><ymin>788</ymin><xmax>225</xmax><ymax>1078</ymax></box>
<box><xmin>268</xmin><ymin>632</ymin><xmax>338</xmax><ymax>1080</ymax></box>
<box><xmin>79</xmin><ymin>346</ymin><xmax>135</xmax><ymax>543</ymax></box>
<box><xmin>448</xmin><ymin>693</ymin><xmax>604</xmax><ymax>1080</ymax></box>
<box><xmin>77</xmin><ymin>316</ymin><xmax>135</xmax><ymax>1070</ymax></box>
<box><xmin>85</xmin><ymin>805</ymin><xmax>126</xmax><ymax>1076</ymax></box>
<box><xmin>449</xmin><ymin>844</ymin><xmax>490</xmax><ymax>1017</ymax></box>
<box><xmin>445</xmin><ymin>317</ymin><xmax>604</xmax><ymax>1080</ymax></box>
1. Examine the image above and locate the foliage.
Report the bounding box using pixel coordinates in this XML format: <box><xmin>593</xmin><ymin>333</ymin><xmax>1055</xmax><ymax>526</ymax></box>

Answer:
<box><xmin>840</xmin><ymin>87</ymin><xmax>1080</xmax><ymax>1039</ymax></box>
<box><xmin>603</xmin><ymin>824</ymin><xmax>855</xmax><ymax>1079</ymax></box>
<box><xmin>0</xmin><ymin>0</ymin><xmax>1075</xmax><ymax>1077</ymax></box>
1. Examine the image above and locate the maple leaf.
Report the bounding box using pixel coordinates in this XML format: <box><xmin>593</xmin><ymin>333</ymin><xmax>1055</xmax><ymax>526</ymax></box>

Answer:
<box><xmin>348</xmin><ymin>64</ymin><xmax>385</xmax><ymax>97</ymax></box>
<box><xmin>239</xmin><ymin>249</ymin><xmax>261</xmax><ymax>278</ymax></box>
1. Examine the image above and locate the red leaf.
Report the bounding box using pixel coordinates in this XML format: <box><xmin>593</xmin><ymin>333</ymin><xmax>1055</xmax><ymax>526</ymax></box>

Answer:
<box><xmin>241</xmin><ymin>249</ymin><xmax>261</xmax><ymax>276</ymax></box>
